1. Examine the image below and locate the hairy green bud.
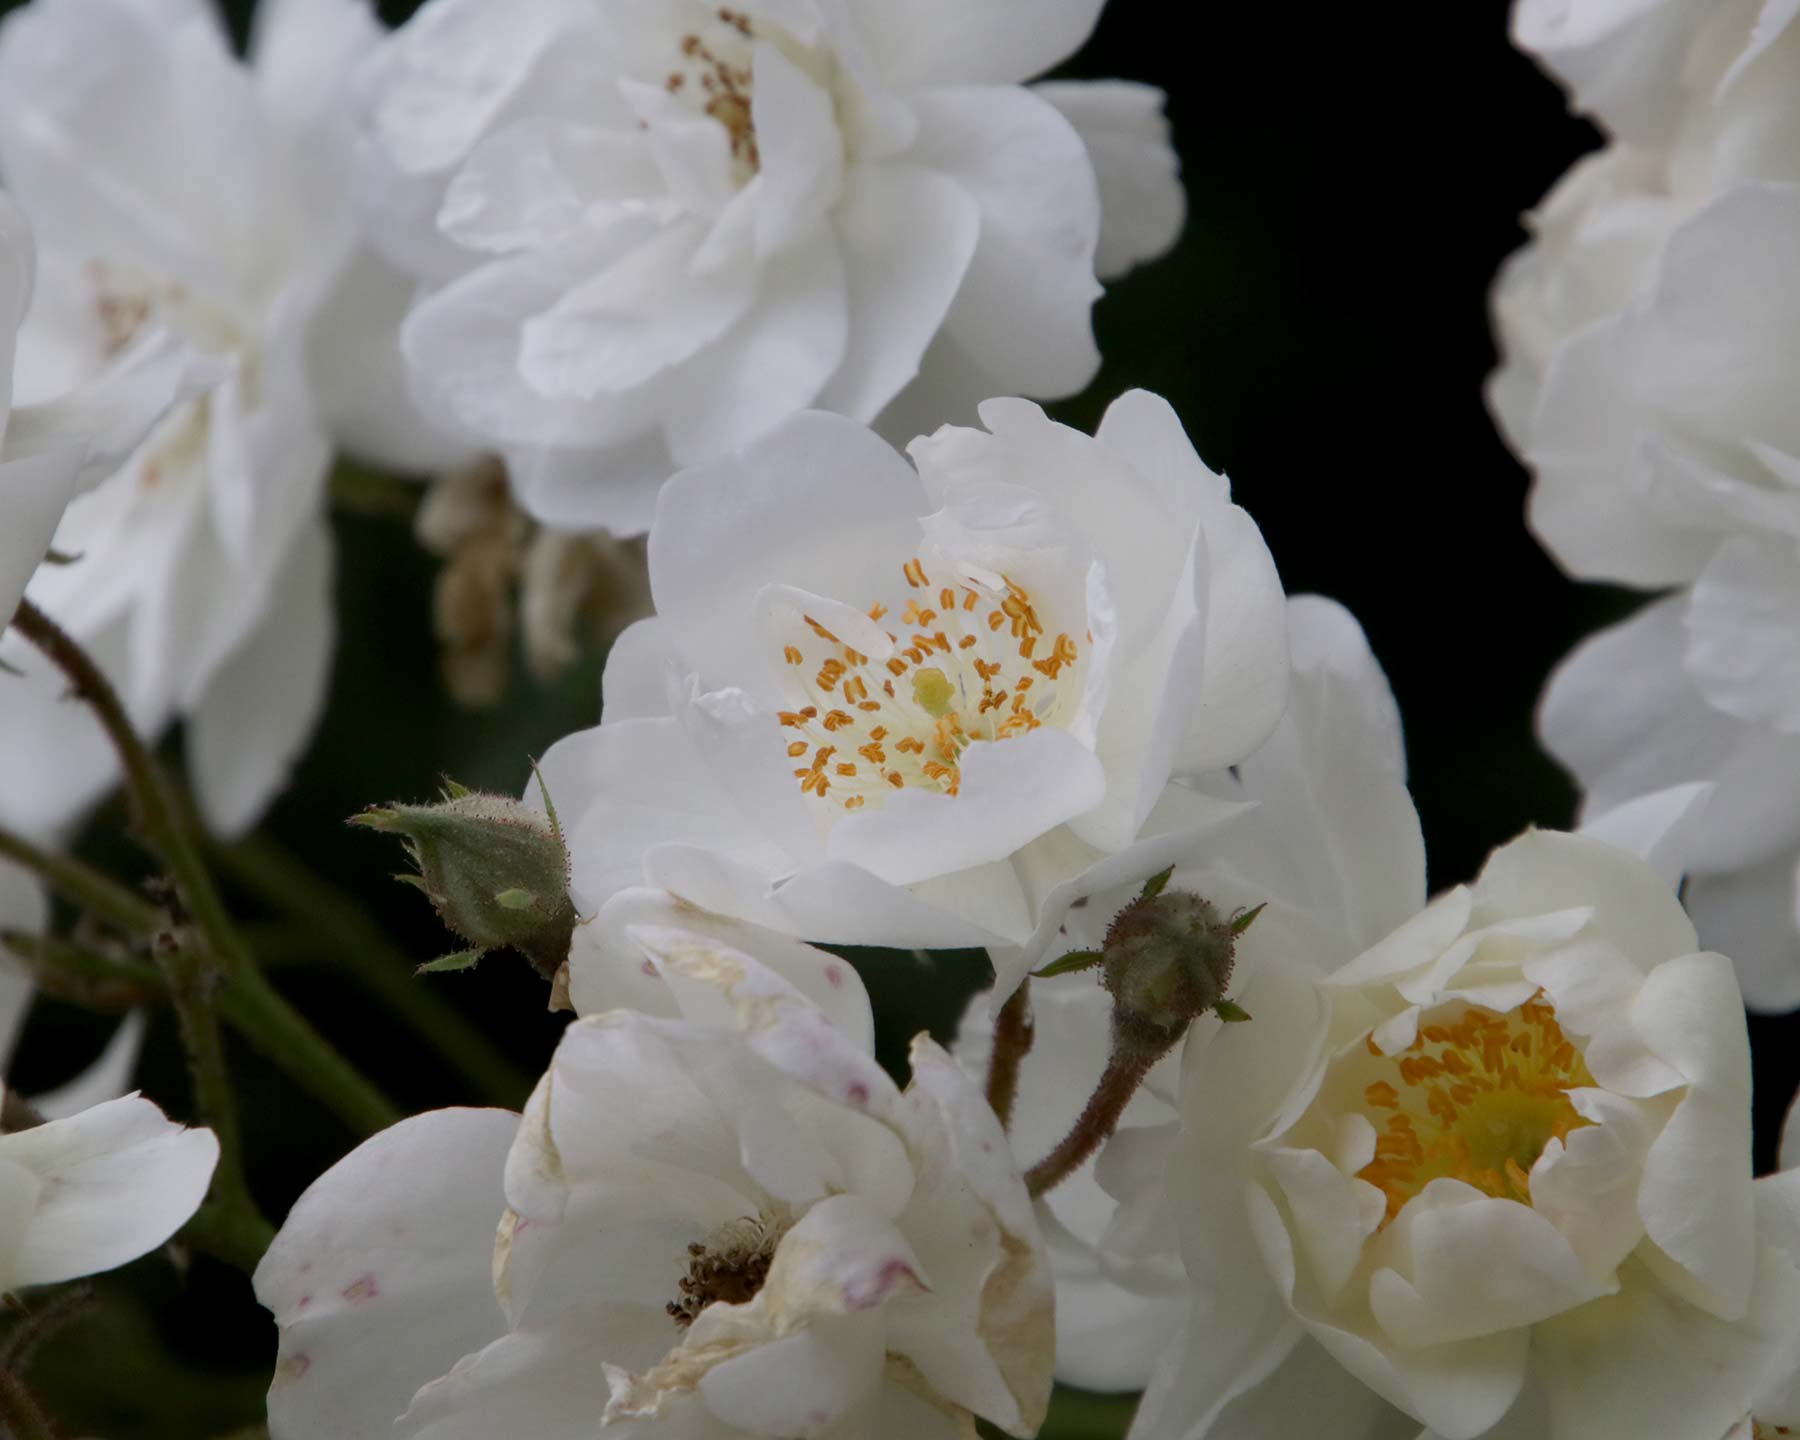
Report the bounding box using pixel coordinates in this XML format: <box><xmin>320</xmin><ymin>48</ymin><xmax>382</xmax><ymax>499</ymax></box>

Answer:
<box><xmin>351</xmin><ymin>777</ymin><xmax>576</xmax><ymax>980</ymax></box>
<box><xmin>1100</xmin><ymin>888</ymin><xmax>1258</xmax><ymax>1049</ymax></box>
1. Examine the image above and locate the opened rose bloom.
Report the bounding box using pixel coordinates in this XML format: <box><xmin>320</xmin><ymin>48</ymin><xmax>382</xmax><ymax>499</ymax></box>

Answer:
<box><xmin>1128</xmin><ymin>828</ymin><xmax>1800</xmax><ymax>1440</ymax></box>
<box><xmin>256</xmin><ymin>924</ymin><xmax>1051</xmax><ymax>1439</ymax></box>
<box><xmin>954</xmin><ymin>594</ymin><xmax>1427</xmax><ymax>1392</ymax></box>
<box><xmin>350</xmin><ymin>0</ymin><xmax>1183</xmax><ymax>531</ymax></box>
<box><xmin>535</xmin><ymin>391</ymin><xmax>1286</xmax><ymax>980</ymax></box>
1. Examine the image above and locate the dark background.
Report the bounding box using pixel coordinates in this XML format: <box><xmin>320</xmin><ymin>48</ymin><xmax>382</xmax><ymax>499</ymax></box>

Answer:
<box><xmin>7</xmin><ymin>1</ymin><xmax>1759</xmax><ymax>1435</ymax></box>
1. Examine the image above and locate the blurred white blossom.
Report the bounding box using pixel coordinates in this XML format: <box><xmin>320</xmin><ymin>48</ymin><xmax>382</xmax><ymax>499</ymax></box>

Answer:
<box><xmin>351</xmin><ymin>0</ymin><xmax>1183</xmax><ymax>532</ymax></box>
<box><xmin>535</xmin><ymin>391</ymin><xmax>1286</xmax><ymax>980</ymax></box>
<box><xmin>1496</xmin><ymin>1</ymin><xmax>1800</xmax><ymax>1008</ymax></box>
<box><xmin>258</xmin><ymin>924</ymin><xmax>1051</xmax><ymax>1439</ymax></box>
<box><xmin>0</xmin><ymin>188</ymin><xmax>195</xmax><ymax>632</ymax></box>
<box><xmin>0</xmin><ymin>1079</ymin><xmax>216</xmax><ymax>1294</ymax></box>
<box><xmin>954</xmin><ymin>595</ymin><xmax>1426</xmax><ymax>1392</ymax></box>
<box><xmin>0</xmin><ymin>0</ymin><xmax>456</xmax><ymax>840</ymax></box>
<box><xmin>1128</xmin><ymin>829</ymin><xmax>1800</xmax><ymax>1440</ymax></box>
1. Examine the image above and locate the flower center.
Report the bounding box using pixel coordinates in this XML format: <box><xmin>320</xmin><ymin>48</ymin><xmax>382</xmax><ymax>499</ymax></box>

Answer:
<box><xmin>1352</xmin><ymin>996</ymin><xmax>1594</xmax><ymax>1225</ymax></box>
<box><xmin>667</xmin><ymin>8</ymin><xmax>762</xmax><ymax>173</ymax></box>
<box><xmin>775</xmin><ymin>556</ymin><xmax>1081</xmax><ymax>813</ymax></box>
<box><xmin>667</xmin><ymin>1211</ymin><xmax>791</xmax><ymax>1328</ymax></box>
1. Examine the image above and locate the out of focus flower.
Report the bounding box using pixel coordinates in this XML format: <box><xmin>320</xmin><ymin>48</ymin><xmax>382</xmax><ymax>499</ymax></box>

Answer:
<box><xmin>1130</xmin><ymin>828</ymin><xmax>1800</xmax><ymax>1440</ymax></box>
<box><xmin>258</xmin><ymin>924</ymin><xmax>1051</xmax><ymax>1439</ymax></box>
<box><xmin>0</xmin><ymin>189</ymin><xmax>195</xmax><ymax>629</ymax></box>
<box><xmin>414</xmin><ymin>458</ymin><xmax>650</xmax><ymax>707</ymax></box>
<box><xmin>1496</xmin><ymin>1</ymin><xmax>1800</xmax><ymax>1007</ymax></box>
<box><xmin>350</xmin><ymin>0</ymin><xmax>1184</xmax><ymax>532</ymax></box>
<box><xmin>1492</xmin><ymin>0</ymin><xmax>1800</xmax><ymax>447</ymax></box>
<box><xmin>536</xmin><ymin>391</ymin><xmax>1286</xmax><ymax>978</ymax></box>
<box><xmin>955</xmin><ymin>595</ymin><xmax>1425</xmax><ymax>1391</ymax></box>
<box><xmin>1531</xmin><ymin>184</ymin><xmax>1800</xmax><ymax>1009</ymax></box>
<box><xmin>0</xmin><ymin>1084</ymin><xmax>216</xmax><ymax>1294</ymax></box>
<box><xmin>0</xmin><ymin>0</ymin><xmax>461</xmax><ymax>839</ymax></box>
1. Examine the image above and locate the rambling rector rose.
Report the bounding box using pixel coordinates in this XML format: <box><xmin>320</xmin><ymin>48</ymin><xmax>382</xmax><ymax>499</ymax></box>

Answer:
<box><xmin>1128</xmin><ymin>829</ymin><xmax>1800</xmax><ymax>1440</ymax></box>
<box><xmin>352</xmin><ymin>0</ymin><xmax>1184</xmax><ymax>531</ymax></box>
<box><xmin>955</xmin><ymin>594</ymin><xmax>1428</xmax><ymax>1392</ymax></box>
<box><xmin>536</xmin><ymin>392</ymin><xmax>1288</xmax><ymax>983</ymax></box>
<box><xmin>257</xmin><ymin>924</ymin><xmax>1052</xmax><ymax>1439</ymax></box>
<box><xmin>0</xmin><ymin>0</ymin><xmax>463</xmax><ymax>839</ymax></box>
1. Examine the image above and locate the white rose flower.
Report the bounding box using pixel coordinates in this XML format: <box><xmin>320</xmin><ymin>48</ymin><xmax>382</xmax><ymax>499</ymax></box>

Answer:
<box><xmin>535</xmin><ymin>391</ymin><xmax>1287</xmax><ymax>979</ymax></box>
<box><xmin>1529</xmin><ymin>183</ymin><xmax>1800</xmax><ymax>1008</ymax></box>
<box><xmin>349</xmin><ymin>0</ymin><xmax>1183</xmax><ymax>532</ymax></box>
<box><xmin>953</xmin><ymin>595</ymin><xmax>1426</xmax><ymax>1393</ymax></box>
<box><xmin>1490</xmin><ymin>0</ymin><xmax>1800</xmax><ymax>452</ymax></box>
<box><xmin>0</xmin><ymin>0</ymin><xmax>454</xmax><ymax>839</ymax></box>
<box><xmin>257</xmin><ymin>924</ymin><xmax>1052</xmax><ymax>1439</ymax></box>
<box><xmin>1129</xmin><ymin>828</ymin><xmax>1800</xmax><ymax>1440</ymax></box>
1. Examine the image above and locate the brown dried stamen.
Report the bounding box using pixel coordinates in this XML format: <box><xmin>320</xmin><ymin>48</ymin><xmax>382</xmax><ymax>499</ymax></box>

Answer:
<box><xmin>666</xmin><ymin>1212</ymin><xmax>790</xmax><ymax>1328</ymax></box>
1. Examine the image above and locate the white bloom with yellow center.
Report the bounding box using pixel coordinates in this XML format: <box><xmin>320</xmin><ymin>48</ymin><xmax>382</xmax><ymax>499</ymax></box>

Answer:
<box><xmin>1131</xmin><ymin>829</ymin><xmax>1800</xmax><ymax>1440</ymax></box>
<box><xmin>953</xmin><ymin>594</ymin><xmax>1427</xmax><ymax>1393</ymax></box>
<box><xmin>256</xmin><ymin>924</ymin><xmax>1052</xmax><ymax>1440</ymax></box>
<box><xmin>536</xmin><ymin>391</ymin><xmax>1287</xmax><ymax>979</ymax></box>
<box><xmin>350</xmin><ymin>0</ymin><xmax>1184</xmax><ymax>533</ymax></box>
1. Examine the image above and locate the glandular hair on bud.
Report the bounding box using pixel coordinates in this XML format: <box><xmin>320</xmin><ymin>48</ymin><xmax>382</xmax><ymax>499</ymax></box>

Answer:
<box><xmin>351</xmin><ymin>784</ymin><xmax>576</xmax><ymax>981</ymax></box>
<box><xmin>1101</xmin><ymin>890</ymin><xmax>1242</xmax><ymax>1047</ymax></box>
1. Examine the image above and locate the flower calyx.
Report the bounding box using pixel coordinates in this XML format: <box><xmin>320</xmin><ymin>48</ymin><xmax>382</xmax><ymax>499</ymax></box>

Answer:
<box><xmin>350</xmin><ymin>771</ymin><xmax>575</xmax><ymax>980</ymax></box>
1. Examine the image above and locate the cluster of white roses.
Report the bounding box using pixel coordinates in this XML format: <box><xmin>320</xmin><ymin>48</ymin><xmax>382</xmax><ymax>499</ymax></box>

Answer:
<box><xmin>1494</xmin><ymin>0</ymin><xmax>1800</xmax><ymax>1011</ymax></box>
<box><xmin>0</xmin><ymin>0</ymin><xmax>1795</xmax><ymax>1437</ymax></box>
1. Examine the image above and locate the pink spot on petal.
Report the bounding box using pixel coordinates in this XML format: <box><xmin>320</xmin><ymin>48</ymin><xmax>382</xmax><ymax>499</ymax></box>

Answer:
<box><xmin>341</xmin><ymin>1273</ymin><xmax>380</xmax><ymax>1303</ymax></box>
<box><xmin>825</xmin><ymin>965</ymin><xmax>843</xmax><ymax>988</ymax></box>
<box><xmin>296</xmin><ymin>1294</ymin><xmax>312</xmax><ymax>1311</ymax></box>
<box><xmin>642</xmin><ymin>959</ymin><xmax>658</xmax><ymax>976</ymax></box>
<box><xmin>846</xmin><ymin>1081</ymin><xmax>870</xmax><ymax>1105</ymax></box>
<box><xmin>846</xmin><ymin>1258</ymin><xmax>925</xmax><ymax>1309</ymax></box>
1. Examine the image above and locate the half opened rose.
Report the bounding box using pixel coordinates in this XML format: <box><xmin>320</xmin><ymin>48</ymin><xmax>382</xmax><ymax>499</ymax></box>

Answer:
<box><xmin>538</xmin><ymin>391</ymin><xmax>1287</xmax><ymax>979</ymax></box>
<box><xmin>258</xmin><ymin>923</ymin><xmax>1051</xmax><ymax>1439</ymax></box>
<box><xmin>1134</xmin><ymin>830</ymin><xmax>1800</xmax><ymax>1440</ymax></box>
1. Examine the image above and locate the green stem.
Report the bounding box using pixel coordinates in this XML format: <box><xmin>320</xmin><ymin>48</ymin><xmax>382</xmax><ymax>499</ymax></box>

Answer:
<box><xmin>213</xmin><ymin>834</ymin><xmax>530</xmax><ymax>1107</ymax></box>
<box><xmin>10</xmin><ymin>602</ymin><xmax>247</xmax><ymax>974</ymax></box>
<box><xmin>10</xmin><ymin>601</ymin><xmax>401</xmax><ymax>1139</ymax></box>
<box><xmin>2</xmin><ymin>931</ymin><xmax>401</xmax><ymax>1136</ymax></box>
<box><xmin>181</xmin><ymin>1197</ymin><xmax>276</xmax><ymax>1275</ymax></box>
<box><xmin>0</xmin><ymin>827</ymin><xmax>164</xmax><ymax>936</ymax></box>
<box><xmin>984</xmin><ymin>982</ymin><xmax>1034</xmax><ymax>1131</ymax></box>
<box><xmin>155</xmin><ymin>933</ymin><xmax>268</xmax><ymax>1267</ymax></box>
<box><xmin>225</xmin><ymin>968</ymin><xmax>401</xmax><ymax>1135</ymax></box>
<box><xmin>0</xmin><ymin>930</ymin><xmax>163</xmax><ymax>1013</ymax></box>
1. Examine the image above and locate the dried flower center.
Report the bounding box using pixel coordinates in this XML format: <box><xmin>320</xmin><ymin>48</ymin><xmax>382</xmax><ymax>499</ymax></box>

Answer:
<box><xmin>666</xmin><ymin>1212</ymin><xmax>792</xmax><ymax>1328</ymax></box>
<box><xmin>1351</xmin><ymin>995</ymin><xmax>1594</xmax><ymax>1226</ymax></box>
<box><xmin>667</xmin><ymin>8</ymin><xmax>762</xmax><ymax>173</ymax></box>
<box><xmin>775</xmin><ymin>556</ymin><xmax>1082</xmax><ymax>813</ymax></box>
<box><xmin>1755</xmin><ymin>1424</ymin><xmax>1797</xmax><ymax>1438</ymax></box>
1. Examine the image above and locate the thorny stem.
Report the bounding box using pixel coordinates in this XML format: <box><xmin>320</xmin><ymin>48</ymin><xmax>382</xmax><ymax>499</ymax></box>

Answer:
<box><xmin>984</xmin><ymin>982</ymin><xmax>1034</xmax><ymax>1131</ymax></box>
<box><xmin>211</xmin><ymin>833</ymin><xmax>530</xmax><ymax>1107</ymax></box>
<box><xmin>1023</xmin><ymin>1018</ymin><xmax>1180</xmax><ymax>1199</ymax></box>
